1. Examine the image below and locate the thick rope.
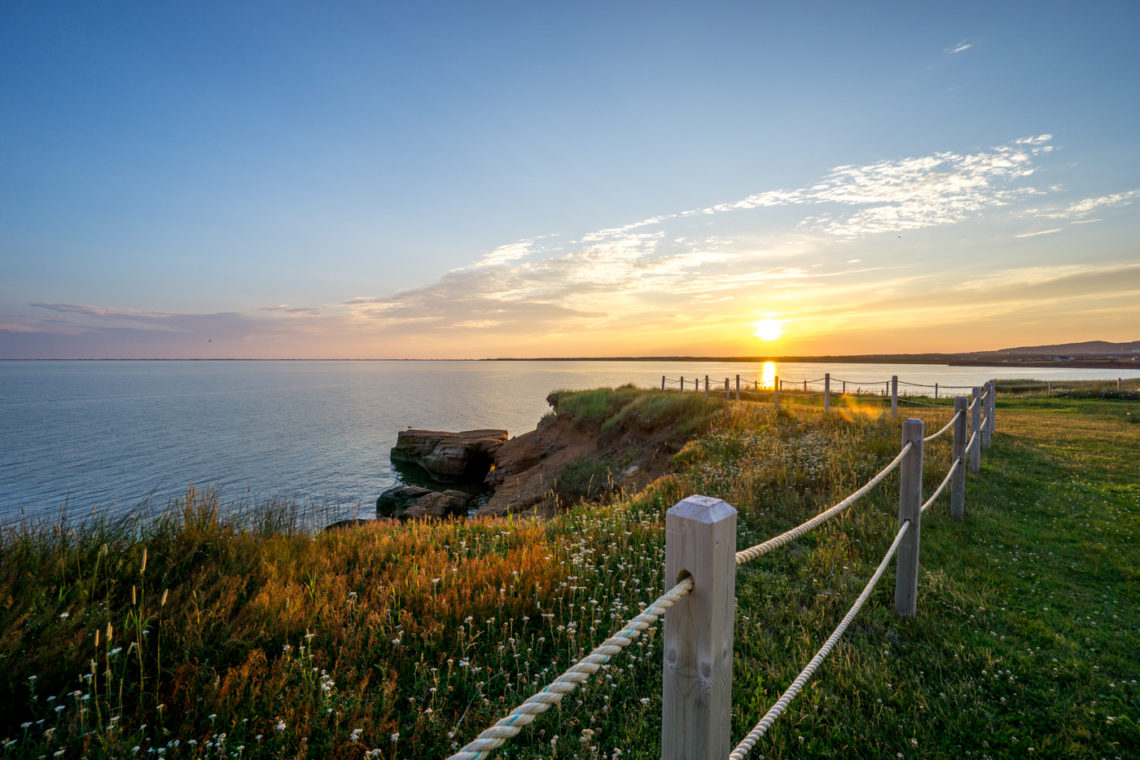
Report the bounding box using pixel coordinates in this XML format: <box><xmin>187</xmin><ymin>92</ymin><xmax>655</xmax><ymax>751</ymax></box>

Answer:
<box><xmin>899</xmin><ymin>398</ymin><xmax>945</xmax><ymax>407</ymax></box>
<box><xmin>447</xmin><ymin>577</ymin><xmax>694</xmax><ymax>760</ymax></box>
<box><xmin>920</xmin><ymin>458</ymin><xmax>960</xmax><ymax>515</ymax></box>
<box><xmin>735</xmin><ymin>442</ymin><xmax>912</xmax><ymax>565</ymax></box>
<box><xmin>728</xmin><ymin>521</ymin><xmax>910</xmax><ymax>760</ymax></box>
<box><xmin>923</xmin><ymin>410</ymin><xmax>961</xmax><ymax>443</ymax></box>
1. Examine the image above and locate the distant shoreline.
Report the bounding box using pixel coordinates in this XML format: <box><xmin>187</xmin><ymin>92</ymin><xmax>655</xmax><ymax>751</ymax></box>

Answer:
<box><xmin>3</xmin><ymin>355</ymin><xmax>1138</xmax><ymax>370</ymax></box>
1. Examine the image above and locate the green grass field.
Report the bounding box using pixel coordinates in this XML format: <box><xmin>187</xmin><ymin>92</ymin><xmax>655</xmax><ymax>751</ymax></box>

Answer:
<box><xmin>1</xmin><ymin>384</ymin><xmax>1137</xmax><ymax>758</ymax></box>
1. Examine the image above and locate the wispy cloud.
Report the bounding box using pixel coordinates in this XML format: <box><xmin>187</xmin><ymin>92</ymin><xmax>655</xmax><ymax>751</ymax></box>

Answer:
<box><xmin>1029</xmin><ymin>189</ymin><xmax>1140</xmax><ymax>220</ymax></box>
<box><xmin>260</xmin><ymin>304</ymin><xmax>321</xmax><ymax>316</ymax></box>
<box><xmin>7</xmin><ymin>135</ymin><xmax>1108</xmax><ymax>359</ymax></box>
<box><xmin>947</xmin><ymin>40</ymin><xmax>973</xmax><ymax>54</ymax></box>
<box><xmin>1014</xmin><ymin>228</ymin><xmax>1063</xmax><ymax>239</ymax></box>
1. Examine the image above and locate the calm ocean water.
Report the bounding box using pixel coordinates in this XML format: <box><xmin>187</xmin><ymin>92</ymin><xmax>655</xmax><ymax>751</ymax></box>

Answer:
<box><xmin>2</xmin><ymin>359</ymin><xmax>1137</xmax><ymax>527</ymax></box>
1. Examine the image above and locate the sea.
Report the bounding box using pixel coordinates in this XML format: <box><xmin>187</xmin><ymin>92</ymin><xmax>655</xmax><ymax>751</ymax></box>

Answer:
<box><xmin>2</xmin><ymin>359</ymin><xmax>1138</xmax><ymax>527</ymax></box>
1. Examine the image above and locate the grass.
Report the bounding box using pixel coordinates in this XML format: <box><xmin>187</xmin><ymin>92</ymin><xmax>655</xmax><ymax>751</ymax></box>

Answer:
<box><xmin>1</xmin><ymin>385</ymin><xmax>1137</xmax><ymax>758</ymax></box>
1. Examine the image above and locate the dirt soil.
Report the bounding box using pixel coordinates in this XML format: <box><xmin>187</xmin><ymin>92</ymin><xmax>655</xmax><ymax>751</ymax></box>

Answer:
<box><xmin>476</xmin><ymin>410</ymin><xmax>691</xmax><ymax>517</ymax></box>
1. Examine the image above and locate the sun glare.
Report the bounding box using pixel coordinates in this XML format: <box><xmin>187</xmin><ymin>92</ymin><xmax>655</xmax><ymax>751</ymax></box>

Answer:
<box><xmin>760</xmin><ymin>361</ymin><xmax>776</xmax><ymax>389</ymax></box>
<box><xmin>753</xmin><ymin>319</ymin><xmax>784</xmax><ymax>341</ymax></box>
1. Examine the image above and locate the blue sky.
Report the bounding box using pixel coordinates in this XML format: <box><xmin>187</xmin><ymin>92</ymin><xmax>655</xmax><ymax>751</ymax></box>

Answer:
<box><xmin>2</xmin><ymin>1</ymin><xmax>1138</xmax><ymax>358</ymax></box>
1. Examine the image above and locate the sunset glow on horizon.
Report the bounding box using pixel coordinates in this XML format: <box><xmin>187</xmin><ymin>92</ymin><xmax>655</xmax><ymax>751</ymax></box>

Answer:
<box><xmin>753</xmin><ymin>320</ymin><xmax>785</xmax><ymax>343</ymax></box>
<box><xmin>2</xmin><ymin>3</ymin><xmax>1138</xmax><ymax>359</ymax></box>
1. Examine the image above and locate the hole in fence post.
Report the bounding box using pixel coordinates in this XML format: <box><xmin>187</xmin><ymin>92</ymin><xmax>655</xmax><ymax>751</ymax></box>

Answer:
<box><xmin>663</xmin><ymin>496</ymin><xmax>737</xmax><ymax>760</ymax></box>
<box><xmin>951</xmin><ymin>396</ymin><xmax>968</xmax><ymax>520</ymax></box>
<box><xmin>894</xmin><ymin>419</ymin><xmax>924</xmax><ymax>618</ymax></box>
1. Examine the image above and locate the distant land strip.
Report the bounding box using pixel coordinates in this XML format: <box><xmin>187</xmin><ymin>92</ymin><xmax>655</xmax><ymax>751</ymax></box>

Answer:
<box><xmin>486</xmin><ymin>355</ymin><xmax>1140</xmax><ymax>369</ymax></box>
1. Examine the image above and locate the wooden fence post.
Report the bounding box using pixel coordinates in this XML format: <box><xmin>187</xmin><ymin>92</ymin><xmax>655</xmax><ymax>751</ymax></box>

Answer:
<box><xmin>891</xmin><ymin>376</ymin><xmax>898</xmax><ymax>419</ymax></box>
<box><xmin>935</xmin><ymin>382</ymin><xmax>939</xmax><ymax>400</ymax></box>
<box><xmin>681</xmin><ymin>377</ymin><xmax>685</xmax><ymax>393</ymax></box>
<box><xmin>987</xmin><ymin>379</ymin><xmax>997</xmax><ymax>435</ymax></box>
<box><xmin>951</xmin><ymin>396</ymin><xmax>967</xmax><ymax>520</ymax></box>
<box><xmin>663</xmin><ymin>495</ymin><xmax>737</xmax><ymax>760</ymax></box>
<box><xmin>894</xmin><ymin>419</ymin><xmax>924</xmax><ymax>617</ymax></box>
<box><xmin>1048</xmin><ymin>381</ymin><xmax>1053</xmax><ymax>396</ymax></box>
<box><xmin>774</xmin><ymin>376</ymin><xmax>780</xmax><ymax>407</ymax></box>
<box><xmin>970</xmin><ymin>386</ymin><xmax>981</xmax><ymax>473</ymax></box>
<box><xmin>981</xmin><ymin>389</ymin><xmax>991</xmax><ymax>451</ymax></box>
<box><xmin>705</xmin><ymin>375</ymin><xmax>710</xmax><ymax>399</ymax></box>
<box><xmin>724</xmin><ymin>378</ymin><xmax>729</xmax><ymax>398</ymax></box>
<box><xmin>662</xmin><ymin>376</ymin><xmax>666</xmax><ymax>392</ymax></box>
<box><xmin>803</xmin><ymin>379</ymin><xmax>807</xmax><ymax>393</ymax></box>
<box><xmin>824</xmin><ymin>373</ymin><xmax>831</xmax><ymax>412</ymax></box>
<box><xmin>1119</xmin><ymin>377</ymin><xmax>1123</xmax><ymax>392</ymax></box>
<box><xmin>842</xmin><ymin>380</ymin><xmax>846</xmax><ymax>394</ymax></box>
<box><xmin>735</xmin><ymin>375</ymin><xmax>740</xmax><ymax>401</ymax></box>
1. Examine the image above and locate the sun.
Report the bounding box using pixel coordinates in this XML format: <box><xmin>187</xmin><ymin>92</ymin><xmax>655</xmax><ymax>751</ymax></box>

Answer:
<box><xmin>753</xmin><ymin>319</ymin><xmax>784</xmax><ymax>341</ymax></box>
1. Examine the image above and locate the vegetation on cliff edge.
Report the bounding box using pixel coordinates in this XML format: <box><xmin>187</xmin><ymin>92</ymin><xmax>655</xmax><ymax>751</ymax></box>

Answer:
<box><xmin>1</xmin><ymin>384</ymin><xmax>1137</xmax><ymax>758</ymax></box>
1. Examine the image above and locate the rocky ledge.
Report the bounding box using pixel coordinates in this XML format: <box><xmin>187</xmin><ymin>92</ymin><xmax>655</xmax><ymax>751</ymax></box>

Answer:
<box><xmin>373</xmin><ymin>393</ymin><xmax>693</xmax><ymax>521</ymax></box>
<box><xmin>389</xmin><ymin>429</ymin><xmax>507</xmax><ymax>483</ymax></box>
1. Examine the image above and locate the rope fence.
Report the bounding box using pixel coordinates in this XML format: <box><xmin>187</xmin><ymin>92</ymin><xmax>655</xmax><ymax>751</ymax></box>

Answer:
<box><xmin>729</xmin><ymin>520</ymin><xmax>912</xmax><ymax>760</ymax></box>
<box><xmin>449</xmin><ymin>379</ymin><xmax>1000</xmax><ymax>760</ymax></box>
<box><xmin>660</xmin><ymin>371</ymin><xmax>995</xmax><ymax>415</ymax></box>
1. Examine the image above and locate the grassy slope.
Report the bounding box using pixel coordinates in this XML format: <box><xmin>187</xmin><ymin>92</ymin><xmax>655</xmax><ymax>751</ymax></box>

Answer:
<box><xmin>0</xmin><ymin>389</ymin><xmax>1136</xmax><ymax>758</ymax></box>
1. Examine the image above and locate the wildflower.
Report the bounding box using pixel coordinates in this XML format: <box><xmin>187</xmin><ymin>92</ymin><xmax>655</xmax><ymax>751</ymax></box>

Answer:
<box><xmin>59</xmin><ymin>612</ymin><xmax>70</xmax><ymax>620</ymax></box>
<box><xmin>276</xmin><ymin>720</ymin><xmax>286</xmax><ymax>731</ymax></box>
<box><xmin>390</xmin><ymin>733</ymin><xmax>400</xmax><ymax>743</ymax></box>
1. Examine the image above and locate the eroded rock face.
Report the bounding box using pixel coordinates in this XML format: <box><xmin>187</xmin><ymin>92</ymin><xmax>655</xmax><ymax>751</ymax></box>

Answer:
<box><xmin>390</xmin><ymin>429</ymin><xmax>508</xmax><ymax>483</ymax></box>
<box><xmin>478</xmin><ymin>415</ymin><xmax>598</xmax><ymax>517</ymax></box>
<box><xmin>376</xmin><ymin>485</ymin><xmax>472</xmax><ymax>519</ymax></box>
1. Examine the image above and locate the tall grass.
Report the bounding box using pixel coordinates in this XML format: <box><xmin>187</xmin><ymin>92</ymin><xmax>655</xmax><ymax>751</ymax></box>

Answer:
<box><xmin>2</xmin><ymin>386</ymin><xmax>1137</xmax><ymax>758</ymax></box>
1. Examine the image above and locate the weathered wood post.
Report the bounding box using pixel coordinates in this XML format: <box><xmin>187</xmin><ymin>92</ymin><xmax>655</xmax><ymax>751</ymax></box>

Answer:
<box><xmin>1048</xmin><ymin>380</ymin><xmax>1053</xmax><ymax>396</ymax></box>
<box><xmin>735</xmin><ymin>375</ymin><xmax>740</xmax><ymax>401</ymax></box>
<box><xmin>705</xmin><ymin>375</ymin><xmax>710</xmax><ymax>399</ymax></box>
<box><xmin>1119</xmin><ymin>377</ymin><xmax>1123</xmax><ymax>392</ymax></box>
<box><xmin>970</xmin><ymin>386</ymin><xmax>982</xmax><ymax>473</ymax></box>
<box><xmin>824</xmin><ymin>373</ymin><xmax>831</xmax><ymax>412</ymax></box>
<box><xmin>891</xmin><ymin>376</ymin><xmax>899</xmax><ymax>419</ymax></box>
<box><xmin>681</xmin><ymin>377</ymin><xmax>685</xmax><ymax>393</ymax></box>
<box><xmin>663</xmin><ymin>495</ymin><xmax>737</xmax><ymax>760</ymax></box>
<box><xmin>842</xmin><ymin>380</ymin><xmax>847</xmax><ymax>394</ymax></box>
<box><xmin>894</xmin><ymin>419</ymin><xmax>924</xmax><ymax>617</ymax></box>
<box><xmin>982</xmin><ymin>380</ymin><xmax>996</xmax><ymax>450</ymax></box>
<box><xmin>935</xmin><ymin>382</ymin><xmax>939</xmax><ymax>400</ymax></box>
<box><xmin>988</xmin><ymin>380</ymin><xmax>997</xmax><ymax>434</ymax></box>
<box><xmin>951</xmin><ymin>396</ymin><xmax>967</xmax><ymax>520</ymax></box>
<box><xmin>980</xmin><ymin>385</ymin><xmax>992</xmax><ymax>451</ymax></box>
<box><xmin>723</xmin><ymin>378</ymin><xmax>729</xmax><ymax>398</ymax></box>
<box><xmin>774</xmin><ymin>376</ymin><xmax>780</xmax><ymax>407</ymax></box>
<box><xmin>662</xmin><ymin>376</ymin><xmax>666</xmax><ymax>392</ymax></box>
<box><xmin>803</xmin><ymin>379</ymin><xmax>807</xmax><ymax>393</ymax></box>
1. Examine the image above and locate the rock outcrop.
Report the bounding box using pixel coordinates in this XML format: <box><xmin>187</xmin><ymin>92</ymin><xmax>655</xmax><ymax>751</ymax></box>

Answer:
<box><xmin>390</xmin><ymin>429</ymin><xmax>507</xmax><ymax>484</ymax></box>
<box><xmin>478</xmin><ymin>414</ymin><xmax>597</xmax><ymax>517</ymax></box>
<box><xmin>376</xmin><ymin>485</ymin><xmax>472</xmax><ymax>519</ymax></box>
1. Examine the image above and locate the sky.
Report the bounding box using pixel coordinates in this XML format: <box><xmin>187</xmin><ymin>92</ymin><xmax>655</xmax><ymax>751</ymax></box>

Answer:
<box><xmin>2</xmin><ymin>1</ymin><xmax>1139</xmax><ymax>359</ymax></box>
